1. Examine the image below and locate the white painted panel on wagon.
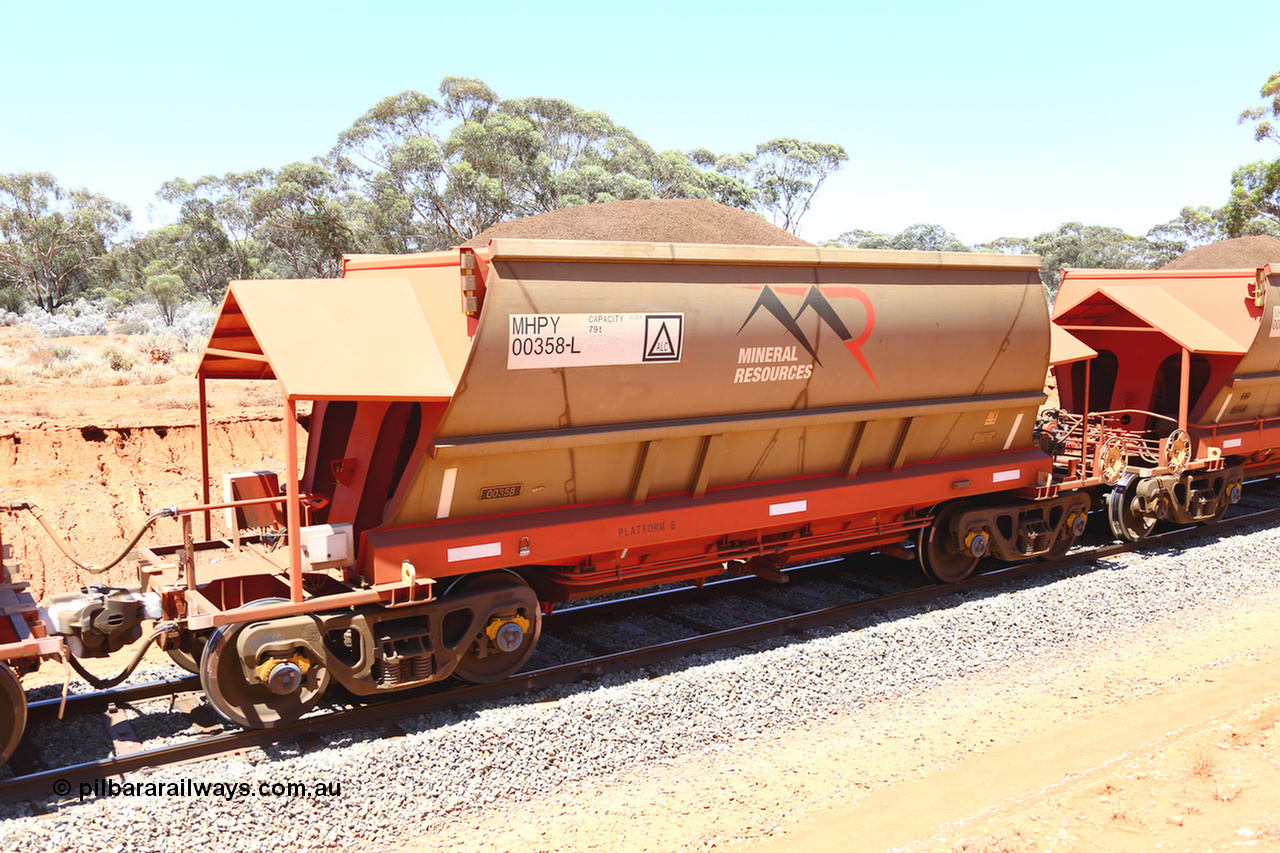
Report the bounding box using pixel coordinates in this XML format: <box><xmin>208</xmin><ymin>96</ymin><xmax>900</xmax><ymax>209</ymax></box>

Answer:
<box><xmin>447</xmin><ymin>542</ymin><xmax>503</xmax><ymax>563</ymax></box>
<box><xmin>508</xmin><ymin>313</ymin><xmax>683</xmax><ymax>369</ymax></box>
<box><xmin>992</xmin><ymin>468</ymin><xmax>1021</xmax><ymax>483</ymax></box>
<box><xmin>1215</xmin><ymin>394</ymin><xmax>1233</xmax><ymax>423</ymax></box>
<box><xmin>1003</xmin><ymin>413</ymin><xmax>1024</xmax><ymax>450</ymax></box>
<box><xmin>436</xmin><ymin>467</ymin><xmax>457</xmax><ymax>519</ymax></box>
<box><xmin>1223</xmin><ymin>438</ymin><xmax>1243</xmax><ymax>448</ymax></box>
<box><xmin>769</xmin><ymin>500</ymin><xmax>808</xmax><ymax>516</ymax></box>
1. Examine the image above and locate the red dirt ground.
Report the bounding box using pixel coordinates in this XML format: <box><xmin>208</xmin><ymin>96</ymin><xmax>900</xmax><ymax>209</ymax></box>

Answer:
<box><xmin>0</xmin><ymin>330</ymin><xmax>297</xmax><ymax>601</ymax></box>
<box><xmin>399</xmin><ymin>591</ymin><xmax>1280</xmax><ymax>853</ymax></box>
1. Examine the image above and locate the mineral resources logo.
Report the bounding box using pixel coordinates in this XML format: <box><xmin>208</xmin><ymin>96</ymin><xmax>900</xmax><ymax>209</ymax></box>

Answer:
<box><xmin>735</xmin><ymin>285</ymin><xmax>877</xmax><ymax>386</ymax></box>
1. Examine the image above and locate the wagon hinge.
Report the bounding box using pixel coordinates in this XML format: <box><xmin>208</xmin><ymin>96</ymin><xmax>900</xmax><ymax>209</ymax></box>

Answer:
<box><xmin>460</xmin><ymin>248</ymin><xmax>485</xmax><ymax>318</ymax></box>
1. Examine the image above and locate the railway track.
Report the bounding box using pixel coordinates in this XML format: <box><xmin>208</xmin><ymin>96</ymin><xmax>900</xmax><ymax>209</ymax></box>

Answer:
<box><xmin>4</xmin><ymin>499</ymin><xmax>1279</xmax><ymax>805</ymax></box>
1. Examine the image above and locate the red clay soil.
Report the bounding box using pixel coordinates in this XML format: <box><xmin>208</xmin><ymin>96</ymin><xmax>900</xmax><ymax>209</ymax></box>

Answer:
<box><xmin>1160</xmin><ymin>235</ymin><xmax>1280</xmax><ymax>270</ymax></box>
<box><xmin>464</xmin><ymin>198</ymin><xmax>814</xmax><ymax>247</ymax></box>
<box><xmin>0</xmin><ymin>365</ymin><xmax>293</xmax><ymax>602</ymax></box>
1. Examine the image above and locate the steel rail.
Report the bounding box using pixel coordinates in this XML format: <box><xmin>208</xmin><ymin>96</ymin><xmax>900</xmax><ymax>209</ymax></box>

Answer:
<box><xmin>5</xmin><ymin>502</ymin><xmax>1279</xmax><ymax>805</ymax></box>
<box><xmin>22</xmin><ymin>559</ymin><xmax>862</xmax><ymax>727</ymax></box>
<box><xmin>26</xmin><ymin>676</ymin><xmax>201</xmax><ymax>727</ymax></box>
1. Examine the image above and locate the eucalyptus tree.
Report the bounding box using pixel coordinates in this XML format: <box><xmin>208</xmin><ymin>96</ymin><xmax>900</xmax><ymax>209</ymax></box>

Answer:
<box><xmin>157</xmin><ymin>170</ymin><xmax>270</xmax><ymax>287</ymax></box>
<box><xmin>983</xmin><ymin>222</ymin><xmax>1175</xmax><ymax>301</ymax></box>
<box><xmin>828</xmin><ymin>223</ymin><xmax>971</xmax><ymax>252</ymax></box>
<box><xmin>118</xmin><ymin>223</ymin><xmax>229</xmax><ymax>304</ymax></box>
<box><xmin>0</xmin><ymin>171</ymin><xmax>131</xmax><ymax>311</ymax></box>
<box><xmin>333</xmin><ymin>77</ymin><xmax>835</xmax><ymax>247</ymax></box>
<box><xmin>751</xmin><ymin>138</ymin><xmax>848</xmax><ymax>233</ymax></box>
<box><xmin>1226</xmin><ymin>69</ymin><xmax>1280</xmax><ymax>235</ymax></box>
<box><xmin>1145</xmin><ymin>205</ymin><xmax>1225</xmax><ymax>256</ymax></box>
<box><xmin>687</xmin><ymin>150</ymin><xmax>756</xmax><ymax>209</ymax></box>
<box><xmin>334</xmin><ymin>87</ymin><xmax>493</xmax><ymax>250</ymax></box>
<box><xmin>249</xmin><ymin>161</ymin><xmax>366</xmax><ymax>278</ymax></box>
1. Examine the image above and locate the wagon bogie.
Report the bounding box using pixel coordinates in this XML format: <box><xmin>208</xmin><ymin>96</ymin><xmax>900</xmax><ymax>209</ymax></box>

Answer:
<box><xmin>200</xmin><ymin>598</ymin><xmax>332</xmax><ymax>728</ymax></box>
<box><xmin>1103</xmin><ymin>465</ymin><xmax>1245</xmax><ymax>544</ymax></box>
<box><xmin>915</xmin><ymin>491</ymin><xmax>1091</xmax><ymax>582</ymax></box>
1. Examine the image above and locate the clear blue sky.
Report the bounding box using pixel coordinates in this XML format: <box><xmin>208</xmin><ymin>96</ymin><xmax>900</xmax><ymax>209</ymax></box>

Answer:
<box><xmin>1</xmin><ymin>0</ymin><xmax>1275</xmax><ymax>245</ymax></box>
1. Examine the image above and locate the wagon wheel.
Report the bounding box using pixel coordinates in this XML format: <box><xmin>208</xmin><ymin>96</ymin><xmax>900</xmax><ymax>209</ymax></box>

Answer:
<box><xmin>1043</xmin><ymin>507</ymin><xmax>1089</xmax><ymax>561</ymax></box>
<box><xmin>1106</xmin><ymin>473</ymin><xmax>1156</xmax><ymax>542</ymax></box>
<box><xmin>0</xmin><ymin>662</ymin><xmax>27</xmax><ymax>765</ymax></box>
<box><xmin>1042</xmin><ymin>528</ymin><xmax>1077</xmax><ymax>560</ymax></box>
<box><xmin>916</xmin><ymin>501</ymin><xmax>980</xmax><ymax>584</ymax></box>
<box><xmin>165</xmin><ymin>631</ymin><xmax>212</xmax><ymax>675</ymax></box>
<box><xmin>1206</xmin><ymin>478</ymin><xmax>1243</xmax><ymax>525</ymax></box>
<box><xmin>449</xmin><ymin>573</ymin><xmax>542</xmax><ymax>684</ymax></box>
<box><xmin>200</xmin><ymin>599</ymin><xmax>330</xmax><ymax>729</ymax></box>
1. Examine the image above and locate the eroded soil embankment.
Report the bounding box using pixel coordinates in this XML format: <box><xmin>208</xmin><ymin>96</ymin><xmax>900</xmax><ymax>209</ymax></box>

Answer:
<box><xmin>1</xmin><ymin>418</ymin><xmax>292</xmax><ymax>601</ymax></box>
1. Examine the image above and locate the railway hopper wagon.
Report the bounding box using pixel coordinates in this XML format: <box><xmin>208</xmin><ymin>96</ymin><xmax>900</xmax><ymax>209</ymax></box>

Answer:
<box><xmin>1045</xmin><ymin>266</ymin><xmax>1276</xmax><ymax>540</ymax></box>
<box><xmin>0</xmin><ymin>239</ymin><xmax>1085</xmax><ymax>753</ymax></box>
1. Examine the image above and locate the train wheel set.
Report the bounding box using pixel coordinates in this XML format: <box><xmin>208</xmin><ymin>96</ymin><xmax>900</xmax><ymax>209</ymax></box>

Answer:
<box><xmin>1</xmin><ymin>242</ymin><xmax>1276</xmax><ymax>766</ymax></box>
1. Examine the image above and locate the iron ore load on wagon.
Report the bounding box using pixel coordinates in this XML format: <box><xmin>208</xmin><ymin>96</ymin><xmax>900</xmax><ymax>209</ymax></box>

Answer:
<box><xmin>0</xmin><ymin>207</ymin><xmax>1276</xmax><ymax>763</ymax></box>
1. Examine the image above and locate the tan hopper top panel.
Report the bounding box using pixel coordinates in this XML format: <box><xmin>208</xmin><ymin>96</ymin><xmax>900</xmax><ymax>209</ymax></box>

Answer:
<box><xmin>1049</xmin><ymin>323</ymin><xmax>1097</xmax><ymax>366</ymax></box>
<box><xmin>199</xmin><ymin>277</ymin><xmax>457</xmax><ymax>401</ymax></box>
<box><xmin>1053</xmin><ymin>269</ymin><xmax>1260</xmax><ymax>355</ymax></box>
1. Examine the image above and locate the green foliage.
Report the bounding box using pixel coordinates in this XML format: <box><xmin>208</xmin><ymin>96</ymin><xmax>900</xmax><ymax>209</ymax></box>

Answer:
<box><xmin>144</xmin><ymin>274</ymin><xmax>185</xmax><ymax>325</ymax></box>
<box><xmin>751</xmin><ymin>138</ymin><xmax>848</xmax><ymax>233</ymax></box>
<box><xmin>823</xmin><ymin>228</ymin><xmax>885</xmax><ymax>248</ymax></box>
<box><xmin>1224</xmin><ymin>159</ymin><xmax>1280</xmax><ymax>236</ymax></box>
<box><xmin>982</xmin><ymin>222</ymin><xmax>1175</xmax><ymax>302</ymax></box>
<box><xmin>1145</xmin><ymin>205</ymin><xmax>1226</xmax><ymax>256</ymax></box>
<box><xmin>1227</xmin><ymin>69</ymin><xmax>1280</xmax><ymax>235</ymax></box>
<box><xmin>130</xmin><ymin>161</ymin><xmax>372</xmax><ymax>299</ymax></box>
<box><xmin>41</xmin><ymin>78</ymin><xmax>842</xmax><ymax>299</ymax></box>
<box><xmin>249</xmin><ymin>161</ymin><xmax>366</xmax><ymax>278</ymax></box>
<box><xmin>687</xmin><ymin>150</ymin><xmax>756</xmax><ymax>208</ymax></box>
<box><xmin>0</xmin><ymin>285</ymin><xmax>26</xmax><ymax>314</ymax></box>
<box><xmin>438</xmin><ymin>76</ymin><xmax>498</xmax><ymax>122</ymax></box>
<box><xmin>1238</xmin><ymin>69</ymin><xmax>1280</xmax><ymax>145</ymax></box>
<box><xmin>153</xmin><ymin>171</ymin><xmax>271</xmax><ymax>289</ymax></box>
<box><xmin>332</xmin><ymin>78</ymin><xmax>839</xmax><ymax>249</ymax></box>
<box><xmin>0</xmin><ymin>172</ymin><xmax>131</xmax><ymax>311</ymax></box>
<box><xmin>826</xmin><ymin>223</ymin><xmax>971</xmax><ymax>252</ymax></box>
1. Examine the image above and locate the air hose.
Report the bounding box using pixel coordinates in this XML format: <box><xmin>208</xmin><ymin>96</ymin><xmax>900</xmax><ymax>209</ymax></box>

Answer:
<box><xmin>6</xmin><ymin>501</ymin><xmax>178</xmax><ymax>575</ymax></box>
<box><xmin>67</xmin><ymin>627</ymin><xmax>168</xmax><ymax>689</ymax></box>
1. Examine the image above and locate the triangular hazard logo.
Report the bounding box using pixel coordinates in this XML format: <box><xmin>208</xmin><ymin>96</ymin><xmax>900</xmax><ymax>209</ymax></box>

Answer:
<box><xmin>647</xmin><ymin>323</ymin><xmax>674</xmax><ymax>357</ymax></box>
<box><xmin>642</xmin><ymin>313</ymin><xmax>682</xmax><ymax>362</ymax></box>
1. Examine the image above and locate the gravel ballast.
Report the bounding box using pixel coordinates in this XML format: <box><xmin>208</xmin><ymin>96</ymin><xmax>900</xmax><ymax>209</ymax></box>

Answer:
<box><xmin>2</xmin><ymin>523</ymin><xmax>1279</xmax><ymax>851</ymax></box>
